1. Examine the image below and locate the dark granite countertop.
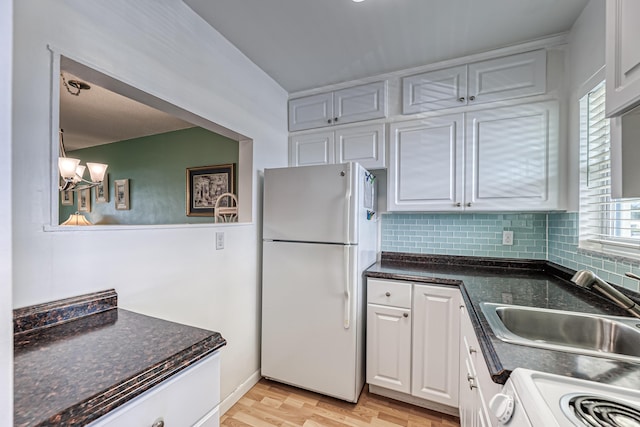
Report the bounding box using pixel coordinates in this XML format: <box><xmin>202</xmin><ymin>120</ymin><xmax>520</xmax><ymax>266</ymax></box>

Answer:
<box><xmin>366</xmin><ymin>252</ymin><xmax>640</xmax><ymax>389</ymax></box>
<box><xmin>13</xmin><ymin>290</ymin><xmax>226</xmax><ymax>427</ymax></box>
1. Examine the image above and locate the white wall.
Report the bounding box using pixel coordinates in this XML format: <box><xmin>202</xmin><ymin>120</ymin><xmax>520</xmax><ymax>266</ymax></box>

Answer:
<box><xmin>565</xmin><ymin>0</ymin><xmax>606</xmax><ymax>211</ymax></box>
<box><xmin>12</xmin><ymin>0</ymin><xmax>288</xmax><ymax>408</ymax></box>
<box><xmin>1</xmin><ymin>0</ymin><xmax>13</xmax><ymax>423</ymax></box>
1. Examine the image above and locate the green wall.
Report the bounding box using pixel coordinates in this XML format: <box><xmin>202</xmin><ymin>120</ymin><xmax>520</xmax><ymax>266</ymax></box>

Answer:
<box><xmin>59</xmin><ymin>127</ymin><xmax>238</xmax><ymax>225</ymax></box>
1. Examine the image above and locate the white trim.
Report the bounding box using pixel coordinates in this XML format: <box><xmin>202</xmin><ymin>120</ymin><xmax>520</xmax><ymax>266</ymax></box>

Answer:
<box><xmin>577</xmin><ymin>65</ymin><xmax>607</xmax><ymax>100</ymax></box>
<box><xmin>220</xmin><ymin>370</ymin><xmax>261</xmax><ymax>415</ymax></box>
<box><xmin>44</xmin><ymin>221</ymin><xmax>253</xmax><ymax>233</ymax></box>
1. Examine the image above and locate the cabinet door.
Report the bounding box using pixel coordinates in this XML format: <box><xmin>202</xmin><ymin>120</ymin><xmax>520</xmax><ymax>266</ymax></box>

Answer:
<box><xmin>366</xmin><ymin>304</ymin><xmax>411</xmax><ymax>393</ymax></box>
<box><xmin>289</xmin><ymin>92</ymin><xmax>334</xmax><ymax>131</ymax></box>
<box><xmin>334</xmin><ymin>81</ymin><xmax>387</xmax><ymax>125</ymax></box>
<box><xmin>606</xmin><ymin>0</ymin><xmax>640</xmax><ymax>116</ymax></box>
<box><xmin>465</xmin><ymin>101</ymin><xmax>559</xmax><ymax>211</ymax></box>
<box><xmin>411</xmin><ymin>285</ymin><xmax>460</xmax><ymax>407</ymax></box>
<box><xmin>289</xmin><ymin>131</ymin><xmax>335</xmax><ymax>167</ymax></box>
<box><xmin>335</xmin><ymin>123</ymin><xmax>385</xmax><ymax>169</ymax></box>
<box><xmin>402</xmin><ymin>65</ymin><xmax>467</xmax><ymax>113</ymax></box>
<box><xmin>388</xmin><ymin>115</ymin><xmax>464</xmax><ymax>211</ymax></box>
<box><xmin>468</xmin><ymin>49</ymin><xmax>546</xmax><ymax>105</ymax></box>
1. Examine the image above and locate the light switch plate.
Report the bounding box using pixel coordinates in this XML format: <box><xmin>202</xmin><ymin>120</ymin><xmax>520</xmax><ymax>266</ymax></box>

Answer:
<box><xmin>216</xmin><ymin>232</ymin><xmax>224</xmax><ymax>250</ymax></box>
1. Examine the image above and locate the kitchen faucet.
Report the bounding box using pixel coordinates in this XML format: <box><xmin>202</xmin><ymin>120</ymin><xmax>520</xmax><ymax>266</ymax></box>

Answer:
<box><xmin>571</xmin><ymin>270</ymin><xmax>640</xmax><ymax>319</ymax></box>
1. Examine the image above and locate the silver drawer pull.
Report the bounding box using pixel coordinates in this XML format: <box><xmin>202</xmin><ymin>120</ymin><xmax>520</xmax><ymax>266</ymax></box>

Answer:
<box><xmin>152</xmin><ymin>419</ymin><xmax>165</xmax><ymax>427</ymax></box>
<box><xmin>385</xmin><ymin>292</ymin><xmax>391</xmax><ymax>297</ymax></box>
<box><xmin>469</xmin><ymin>346</ymin><xmax>477</xmax><ymax>354</ymax></box>
<box><xmin>403</xmin><ymin>313</ymin><xmax>409</xmax><ymax>318</ymax></box>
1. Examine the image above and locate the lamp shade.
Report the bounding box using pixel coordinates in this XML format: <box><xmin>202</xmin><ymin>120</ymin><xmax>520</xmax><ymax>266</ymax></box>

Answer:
<box><xmin>73</xmin><ymin>165</ymin><xmax>86</xmax><ymax>183</ymax></box>
<box><xmin>61</xmin><ymin>213</ymin><xmax>93</xmax><ymax>226</ymax></box>
<box><xmin>58</xmin><ymin>157</ymin><xmax>81</xmax><ymax>179</ymax></box>
<box><xmin>86</xmin><ymin>162</ymin><xmax>108</xmax><ymax>182</ymax></box>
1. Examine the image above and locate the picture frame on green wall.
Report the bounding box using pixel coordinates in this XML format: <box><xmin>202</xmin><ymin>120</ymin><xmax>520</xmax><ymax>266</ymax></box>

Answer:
<box><xmin>186</xmin><ymin>163</ymin><xmax>236</xmax><ymax>217</ymax></box>
<box><xmin>78</xmin><ymin>188</ymin><xmax>91</xmax><ymax>213</ymax></box>
<box><xmin>114</xmin><ymin>179</ymin><xmax>130</xmax><ymax>210</ymax></box>
<box><xmin>95</xmin><ymin>174</ymin><xmax>109</xmax><ymax>203</ymax></box>
<box><xmin>61</xmin><ymin>190</ymin><xmax>73</xmax><ymax>206</ymax></box>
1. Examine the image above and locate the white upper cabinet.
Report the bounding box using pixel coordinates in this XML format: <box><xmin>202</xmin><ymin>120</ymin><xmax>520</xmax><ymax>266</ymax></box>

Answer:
<box><xmin>402</xmin><ymin>49</ymin><xmax>546</xmax><ymax>114</ymax></box>
<box><xmin>289</xmin><ymin>131</ymin><xmax>335</xmax><ymax>167</ymax></box>
<box><xmin>290</xmin><ymin>123</ymin><xmax>385</xmax><ymax>169</ymax></box>
<box><xmin>389</xmin><ymin>101</ymin><xmax>559</xmax><ymax>212</ymax></box>
<box><xmin>289</xmin><ymin>81</ymin><xmax>387</xmax><ymax>131</ymax></box>
<box><xmin>388</xmin><ymin>115</ymin><xmax>464</xmax><ymax>211</ymax></box>
<box><xmin>606</xmin><ymin>0</ymin><xmax>640</xmax><ymax>116</ymax></box>
<box><xmin>402</xmin><ymin>66</ymin><xmax>467</xmax><ymax>113</ymax></box>
<box><xmin>465</xmin><ymin>101</ymin><xmax>559</xmax><ymax>211</ymax></box>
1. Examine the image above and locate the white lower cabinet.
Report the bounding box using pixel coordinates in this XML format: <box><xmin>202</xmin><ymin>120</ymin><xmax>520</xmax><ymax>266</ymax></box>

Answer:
<box><xmin>459</xmin><ymin>303</ymin><xmax>502</xmax><ymax>427</ymax></box>
<box><xmin>88</xmin><ymin>351</ymin><xmax>221</xmax><ymax>427</ymax></box>
<box><xmin>366</xmin><ymin>279</ymin><xmax>460</xmax><ymax>413</ymax></box>
<box><xmin>289</xmin><ymin>123</ymin><xmax>385</xmax><ymax>169</ymax></box>
<box><xmin>412</xmin><ymin>284</ymin><xmax>461</xmax><ymax>407</ymax></box>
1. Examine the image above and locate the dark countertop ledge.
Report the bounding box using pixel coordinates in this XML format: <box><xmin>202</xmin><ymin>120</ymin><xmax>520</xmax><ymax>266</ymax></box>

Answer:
<box><xmin>366</xmin><ymin>252</ymin><xmax>640</xmax><ymax>389</ymax></box>
<box><xmin>13</xmin><ymin>290</ymin><xmax>226</xmax><ymax>427</ymax></box>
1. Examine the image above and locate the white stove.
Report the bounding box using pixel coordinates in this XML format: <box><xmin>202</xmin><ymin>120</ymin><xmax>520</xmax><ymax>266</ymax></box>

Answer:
<box><xmin>491</xmin><ymin>368</ymin><xmax>640</xmax><ymax>427</ymax></box>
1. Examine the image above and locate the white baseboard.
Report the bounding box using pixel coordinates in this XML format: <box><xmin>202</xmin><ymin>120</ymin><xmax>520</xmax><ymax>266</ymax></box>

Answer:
<box><xmin>220</xmin><ymin>370</ymin><xmax>261</xmax><ymax>415</ymax></box>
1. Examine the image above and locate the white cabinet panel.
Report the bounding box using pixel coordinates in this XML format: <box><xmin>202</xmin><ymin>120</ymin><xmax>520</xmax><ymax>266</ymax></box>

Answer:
<box><xmin>289</xmin><ymin>81</ymin><xmax>387</xmax><ymax>131</ymax></box>
<box><xmin>336</xmin><ymin>123</ymin><xmax>385</xmax><ymax>169</ymax></box>
<box><xmin>468</xmin><ymin>49</ymin><xmax>546</xmax><ymax>104</ymax></box>
<box><xmin>334</xmin><ymin>81</ymin><xmax>387</xmax><ymax>125</ymax></box>
<box><xmin>88</xmin><ymin>352</ymin><xmax>221</xmax><ymax>427</ymax></box>
<box><xmin>289</xmin><ymin>92</ymin><xmax>334</xmax><ymax>132</ymax></box>
<box><xmin>606</xmin><ymin>0</ymin><xmax>640</xmax><ymax>116</ymax></box>
<box><xmin>389</xmin><ymin>115</ymin><xmax>464</xmax><ymax>211</ymax></box>
<box><xmin>403</xmin><ymin>66</ymin><xmax>467</xmax><ymax>113</ymax></box>
<box><xmin>289</xmin><ymin>131</ymin><xmax>335</xmax><ymax>167</ymax></box>
<box><xmin>366</xmin><ymin>304</ymin><xmax>411</xmax><ymax>393</ymax></box>
<box><xmin>402</xmin><ymin>50</ymin><xmax>546</xmax><ymax>115</ymax></box>
<box><xmin>465</xmin><ymin>101</ymin><xmax>558</xmax><ymax>211</ymax></box>
<box><xmin>411</xmin><ymin>285</ymin><xmax>460</xmax><ymax>407</ymax></box>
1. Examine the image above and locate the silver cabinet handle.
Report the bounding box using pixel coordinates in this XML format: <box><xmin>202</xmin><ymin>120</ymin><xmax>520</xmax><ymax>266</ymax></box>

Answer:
<box><xmin>469</xmin><ymin>346</ymin><xmax>477</xmax><ymax>354</ymax></box>
<box><xmin>403</xmin><ymin>312</ymin><xmax>409</xmax><ymax>318</ymax></box>
<box><xmin>458</xmin><ymin>97</ymin><xmax>465</xmax><ymax>102</ymax></box>
<box><xmin>467</xmin><ymin>374</ymin><xmax>477</xmax><ymax>390</ymax></box>
<box><xmin>385</xmin><ymin>292</ymin><xmax>391</xmax><ymax>297</ymax></box>
<box><xmin>152</xmin><ymin>419</ymin><xmax>165</xmax><ymax>427</ymax></box>
<box><xmin>454</xmin><ymin>202</ymin><xmax>461</xmax><ymax>207</ymax></box>
<box><xmin>466</xmin><ymin>202</ymin><xmax>472</xmax><ymax>207</ymax></box>
<box><xmin>469</xmin><ymin>95</ymin><xmax>476</xmax><ymax>101</ymax></box>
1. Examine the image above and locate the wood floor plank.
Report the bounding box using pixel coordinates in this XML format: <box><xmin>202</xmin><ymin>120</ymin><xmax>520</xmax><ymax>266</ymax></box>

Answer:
<box><xmin>222</xmin><ymin>379</ymin><xmax>460</xmax><ymax>427</ymax></box>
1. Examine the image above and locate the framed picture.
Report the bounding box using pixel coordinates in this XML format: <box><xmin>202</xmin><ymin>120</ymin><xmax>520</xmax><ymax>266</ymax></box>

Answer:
<box><xmin>114</xmin><ymin>179</ymin><xmax>130</xmax><ymax>210</ymax></box>
<box><xmin>186</xmin><ymin>163</ymin><xmax>235</xmax><ymax>217</ymax></box>
<box><xmin>78</xmin><ymin>188</ymin><xmax>91</xmax><ymax>212</ymax></box>
<box><xmin>61</xmin><ymin>190</ymin><xmax>74</xmax><ymax>206</ymax></box>
<box><xmin>95</xmin><ymin>174</ymin><xmax>109</xmax><ymax>203</ymax></box>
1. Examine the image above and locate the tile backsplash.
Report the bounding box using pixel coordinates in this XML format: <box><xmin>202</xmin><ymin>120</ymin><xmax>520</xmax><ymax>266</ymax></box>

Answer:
<box><xmin>381</xmin><ymin>213</ymin><xmax>547</xmax><ymax>259</ymax></box>
<box><xmin>380</xmin><ymin>212</ymin><xmax>640</xmax><ymax>292</ymax></box>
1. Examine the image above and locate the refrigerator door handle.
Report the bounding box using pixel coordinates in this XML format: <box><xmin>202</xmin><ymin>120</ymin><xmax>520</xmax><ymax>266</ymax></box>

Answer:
<box><xmin>345</xmin><ymin>165</ymin><xmax>352</xmax><ymax>243</ymax></box>
<box><xmin>343</xmin><ymin>245</ymin><xmax>351</xmax><ymax>330</ymax></box>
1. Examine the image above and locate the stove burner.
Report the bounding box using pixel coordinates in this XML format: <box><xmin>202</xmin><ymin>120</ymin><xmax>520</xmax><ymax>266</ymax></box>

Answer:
<box><xmin>567</xmin><ymin>395</ymin><xmax>640</xmax><ymax>427</ymax></box>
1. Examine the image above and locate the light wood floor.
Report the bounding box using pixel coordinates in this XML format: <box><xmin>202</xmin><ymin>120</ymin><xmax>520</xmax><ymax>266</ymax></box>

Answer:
<box><xmin>221</xmin><ymin>379</ymin><xmax>461</xmax><ymax>427</ymax></box>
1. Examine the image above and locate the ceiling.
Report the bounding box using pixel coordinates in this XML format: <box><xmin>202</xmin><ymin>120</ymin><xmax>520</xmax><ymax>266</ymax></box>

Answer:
<box><xmin>185</xmin><ymin>0</ymin><xmax>589</xmax><ymax>93</ymax></box>
<box><xmin>60</xmin><ymin>71</ymin><xmax>193</xmax><ymax>151</ymax></box>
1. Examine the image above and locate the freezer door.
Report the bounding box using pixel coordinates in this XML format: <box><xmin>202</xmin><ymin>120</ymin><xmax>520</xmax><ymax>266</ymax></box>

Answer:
<box><xmin>263</xmin><ymin>163</ymin><xmax>358</xmax><ymax>244</ymax></box>
<box><xmin>261</xmin><ymin>241</ymin><xmax>362</xmax><ymax>402</ymax></box>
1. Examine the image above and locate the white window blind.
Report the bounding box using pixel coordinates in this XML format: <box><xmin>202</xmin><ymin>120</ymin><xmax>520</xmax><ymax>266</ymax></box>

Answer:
<box><xmin>580</xmin><ymin>81</ymin><xmax>640</xmax><ymax>257</ymax></box>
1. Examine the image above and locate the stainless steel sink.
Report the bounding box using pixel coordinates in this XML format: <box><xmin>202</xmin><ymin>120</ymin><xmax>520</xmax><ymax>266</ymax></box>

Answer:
<box><xmin>480</xmin><ymin>303</ymin><xmax>640</xmax><ymax>363</ymax></box>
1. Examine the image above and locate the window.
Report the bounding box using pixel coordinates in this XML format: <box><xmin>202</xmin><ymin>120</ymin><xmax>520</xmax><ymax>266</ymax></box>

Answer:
<box><xmin>579</xmin><ymin>81</ymin><xmax>640</xmax><ymax>258</ymax></box>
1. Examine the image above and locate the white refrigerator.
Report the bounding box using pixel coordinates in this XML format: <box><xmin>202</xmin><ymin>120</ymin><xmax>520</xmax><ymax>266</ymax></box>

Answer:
<box><xmin>261</xmin><ymin>162</ymin><xmax>378</xmax><ymax>403</ymax></box>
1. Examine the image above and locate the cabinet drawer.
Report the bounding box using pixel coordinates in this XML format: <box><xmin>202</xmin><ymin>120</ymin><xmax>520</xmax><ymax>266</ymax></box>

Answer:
<box><xmin>88</xmin><ymin>352</ymin><xmax>221</xmax><ymax>427</ymax></box>
<box><xmin>367</xmin><ymin>279</ymin><xmax>412</xmax><ymax>308</ymax></box>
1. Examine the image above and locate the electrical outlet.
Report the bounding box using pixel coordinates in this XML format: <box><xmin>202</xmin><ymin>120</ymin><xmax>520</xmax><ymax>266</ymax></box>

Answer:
<box><xmin>216</xmin><ymin>232</ymin><xmax>224</xmax><ymax>250</ymax></box>
<box><xmin>502</xmin><ymin>230</ymin><xmax>514</xmax><ymax>246</ymax></box>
